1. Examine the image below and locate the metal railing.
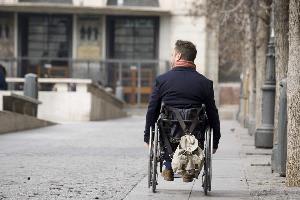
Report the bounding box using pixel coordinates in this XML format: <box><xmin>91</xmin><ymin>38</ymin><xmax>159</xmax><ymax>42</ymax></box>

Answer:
<box><xmin>0</xmin><ymin>57</ymin><xmax>169</xmax><ymax>105</ymax></box>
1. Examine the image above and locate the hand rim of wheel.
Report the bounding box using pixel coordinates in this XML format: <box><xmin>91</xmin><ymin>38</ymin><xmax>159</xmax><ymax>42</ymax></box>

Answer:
<box><xmin>148</xmin><ymin>127</ymin><xmax>154</xmax><ymax>189</ymax></box>
<box><xmin>151</xmin><ymin>124</ymin><xmax>159</xmax><ymax>193</ymax></box>
<box><xmin>203</xmin><ymin>127</ymin><xmax>212</xmax><ymax>195</ymax></box>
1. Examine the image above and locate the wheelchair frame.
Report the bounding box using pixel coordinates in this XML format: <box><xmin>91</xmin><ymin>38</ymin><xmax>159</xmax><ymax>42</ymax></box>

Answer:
<box><xmin>148</xmin><ymin>108</ymin><xmax>213</xmax><ymax>195</ymax></box>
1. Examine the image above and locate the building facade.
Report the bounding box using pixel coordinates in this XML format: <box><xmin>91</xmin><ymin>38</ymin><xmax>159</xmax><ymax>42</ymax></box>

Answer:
<box><xmin>0</xmin><ymin>0</ymin><xmax>206</xmax><ymax>104</ymax></box>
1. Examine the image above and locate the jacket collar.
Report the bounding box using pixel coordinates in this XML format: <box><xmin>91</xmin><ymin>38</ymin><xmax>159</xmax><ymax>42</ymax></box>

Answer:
<box><xmin>172</xmin><ymin>66</ymin><xmax>196</xmax><ymax>71</ymax></box>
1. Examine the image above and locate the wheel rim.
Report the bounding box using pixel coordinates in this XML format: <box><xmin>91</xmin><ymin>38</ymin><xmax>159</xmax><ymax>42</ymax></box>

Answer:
<box><xmin>203</xmin><ymin>127</ymin><xmax>212</xmax><ymax>195</ymax></box>
<box><xmin>148</xmin><ymin>127</ymin><xmax>153</xmax><ymax>188</ymax></box>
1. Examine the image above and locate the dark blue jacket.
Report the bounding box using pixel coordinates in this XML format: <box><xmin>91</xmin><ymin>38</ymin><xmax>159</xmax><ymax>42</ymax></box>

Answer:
<box><xmin>144</xmin><ymin>66</ymin><xmax>221</xmax><ymax>149</ymax></box>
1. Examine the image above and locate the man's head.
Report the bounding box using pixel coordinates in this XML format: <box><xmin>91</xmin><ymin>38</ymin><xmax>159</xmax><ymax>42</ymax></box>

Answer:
<box><xmin>171</xmin><ymin>40</ymin><xmax>197</xmax><ymax>67</ymax></box>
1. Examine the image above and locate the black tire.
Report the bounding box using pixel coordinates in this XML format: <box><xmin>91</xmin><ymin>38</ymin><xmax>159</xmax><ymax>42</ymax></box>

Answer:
<box><xmin>203</xmin><ymin>127</ymin><xmax>212</xmax><ymax>195</ymax></box>
<box><xmin>203</xmin><ymin>160</ymin><xmax>208</xmax><ymax>195</ymax></box>
<box><xmin>207</xmin><ymin>128</ymin><xmax>212</xmax><ymax>191</ymax></box>
<box><xmin>151</xmin><ymin>124</ymin><xmax>159</xmax><ymax>193</ymax></box>
<box><xmin>148</xmin><ymin>127</ymin><xmax>154</xmax><ymax>188</ymax></box>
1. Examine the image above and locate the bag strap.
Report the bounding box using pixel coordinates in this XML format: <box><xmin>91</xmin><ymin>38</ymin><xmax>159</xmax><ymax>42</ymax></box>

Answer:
<box><xmin>188</xmin><ymin>107</ymin><xmax>202</xmax><ymax>133</ymax></box>
<box><xmin>168</xmin><ymin>106</ymin><xmax>203</xmax><ymax>135</ymax></box>
<box><xmin>159</xmin><ymin>124</ymin><xmax>174</xmax><ymax>157</ymax></box>
<box><xmin>170</xmin><ymin>108</ymin><xmax>188</xmax><ymax>133</ymax></box>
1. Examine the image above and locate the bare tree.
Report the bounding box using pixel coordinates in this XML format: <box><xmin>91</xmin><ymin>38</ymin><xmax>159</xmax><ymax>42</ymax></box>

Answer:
<box><xmin>254</xmin><ymin>0</ymin><xmax>272</xmax><ymax>131</ymax></box>
<box><xmin>286</xmin><ymin>0</ymin><xmax>300</xmax><ymax>187</ymax></box>
<box><xmin>273</xmin><ymin>0</ymin><xmax>289</xmax><ymax>172</ymax></box>
<box><xmin>245</xmin><ymin>0</ymin><xmax>258</xmax><ymax>134</ymax></box>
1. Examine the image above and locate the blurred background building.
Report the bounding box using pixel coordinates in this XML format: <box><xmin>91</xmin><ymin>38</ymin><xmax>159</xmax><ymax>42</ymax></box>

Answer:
<box><xmin>0</xmin><ymin>0</ymin><xmax>207</xmax><ymax>105</ymax></box>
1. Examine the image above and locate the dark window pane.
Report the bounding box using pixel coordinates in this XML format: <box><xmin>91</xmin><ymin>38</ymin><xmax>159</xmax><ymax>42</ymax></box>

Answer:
<box><xmin>108</xmin><ymin>17</ymin><xmax>158</xmax><ymax>59</ymax></box>
<box><xmin>26</xmin><ymin>15</ymin><xmax>71</xmax><ymax>58</ymax></box>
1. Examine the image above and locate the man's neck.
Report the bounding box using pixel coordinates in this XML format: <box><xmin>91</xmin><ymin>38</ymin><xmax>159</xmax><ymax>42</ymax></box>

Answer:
<box><xmin>173</xmin><ymin>60</ymin><xmax>196</xmax><ymax>69</ymax></box>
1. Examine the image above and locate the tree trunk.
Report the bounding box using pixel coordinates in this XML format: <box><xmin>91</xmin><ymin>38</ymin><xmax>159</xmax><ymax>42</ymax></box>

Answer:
<box><xmin>286</xmin><ymin>0</ymin><xmax>300</xmax><ymax>187</ymax></box>
<box><xmin>245</xmin><ymin>0</ymin><xmax>257</xmax><ymax>135</ymax></box>
<box><xmin>205</xmin><ymin>2</ymin><xmax>220</xmax><ymax>105</ymax></box>
<box><xmin>255</xmin><ymin>0</ymin><xmax>272</xmax><ymax>131</ymax></box>
<box><xmin>272</xmin><ymin>0</ymin><xmax>289</xmax><ymax>171</ymax></box>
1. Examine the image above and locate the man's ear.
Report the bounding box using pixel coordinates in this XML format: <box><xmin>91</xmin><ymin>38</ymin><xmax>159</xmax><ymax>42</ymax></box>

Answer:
<box><xmin>175</xmin><ymin>52</ymin><xmax>182</xmax><ymax>61</ymax></box>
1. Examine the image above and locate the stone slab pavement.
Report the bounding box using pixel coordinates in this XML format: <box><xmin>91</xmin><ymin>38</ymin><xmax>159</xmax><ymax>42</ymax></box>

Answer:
<box><xmin>1</xmin><ymin>112</ymin><xmax>299</xmax><ymax>200</ymax></box>
<box><xmin>236</xmin><ymin>122</ymin><xmax>300</xmax><ymax>200</ymax></box>
<box><xmin>0</xmin><ymin>116</ymin><xmax>148</xmax><ymax>200</ymax></box>
<box><xmin>124</xmin><ymin>120</ymin><xmax>251</xmax><ymax>200</ymax></box>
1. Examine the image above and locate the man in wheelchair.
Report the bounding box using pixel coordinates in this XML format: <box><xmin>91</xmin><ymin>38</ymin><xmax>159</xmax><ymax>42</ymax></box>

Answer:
<box><xmin>144</xmin><ymin>40</ymin><xmax>221</xmax><ymax>183</ymax></box>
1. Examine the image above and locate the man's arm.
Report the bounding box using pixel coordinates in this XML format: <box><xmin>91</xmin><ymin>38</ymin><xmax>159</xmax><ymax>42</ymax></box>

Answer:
<box><xmin>205</xmin><ymin>81</ymin><xmax>221</xmax><ymax>149</ymax></box>
<box><xmin>144</xmin><ymin>78</ymin><xmax>162</xmax><ymax>144</ymax></box>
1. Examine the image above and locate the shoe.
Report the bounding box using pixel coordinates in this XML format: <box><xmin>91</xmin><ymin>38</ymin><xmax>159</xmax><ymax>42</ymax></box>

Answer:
<box><xmin>182</xmin><ymin>174</ymin><xmax>194</xmax><ymax>182</ymax></box>
<box><xmin>162</xmin><ymin>169</ymin><xmax>174</xmax><ymax>181</ymax></box>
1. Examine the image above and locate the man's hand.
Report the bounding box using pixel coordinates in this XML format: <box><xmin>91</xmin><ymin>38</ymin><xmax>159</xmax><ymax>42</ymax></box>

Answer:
<box><xmin>144</xmin><ymin>142</ymin><xmax>149</xmax><ymax>148</ymax></box>
<box><xmin>213</xmin><ymin>148</ymin><xmax>217</xmax><ymax>154</ymax></box>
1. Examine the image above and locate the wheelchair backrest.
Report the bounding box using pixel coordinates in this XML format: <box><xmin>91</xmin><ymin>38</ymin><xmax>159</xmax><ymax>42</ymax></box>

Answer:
<box><xmin>159</xmin><ymin>104</ymin><xmax>208</xmax><ymax>140</ymax></box>
<box><xmin>160</xmin><ymin>104</ymin><xmax>207</xmax><ymax>122</ymax></box>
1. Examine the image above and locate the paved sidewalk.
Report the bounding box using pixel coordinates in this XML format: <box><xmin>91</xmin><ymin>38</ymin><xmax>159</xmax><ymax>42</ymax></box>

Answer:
<box><xmin>0</xmin><ymin>116</ymin><xmax>148</xmax><ymax>200</ymax></box>
<box><xmin>237</xmin><ymin>123</ymin><xmax>300</xmax><ymax>200</ymax></box>
<box><xmin>124</xmin><ymin>120</ymin><xmax>251</xmax><ymax>200</ymax></box>
<box><xmin>1</xmin><ymin>113</ymin><xmax>299</xmax><ymax>200</ymax></box>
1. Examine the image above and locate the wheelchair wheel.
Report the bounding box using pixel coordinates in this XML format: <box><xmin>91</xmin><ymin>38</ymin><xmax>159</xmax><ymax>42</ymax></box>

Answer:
<box><xmin>147</xmin><ymin>127</ymin><xmax>154</xmax><ymax>188</ymax></box>
<box><xmin>151</xmin><ymin>124</ymin><xmax>159</xmax><ymax>193</ymax></box>
<box><xmin>148</xmin><ymin>125</ymin><xmax>159</xmax><ymax>192</ymax></box>
<box><xmin>203</xmin><ymin>127</ymin><xmax>212</xmax><ymax>195</ymax></box>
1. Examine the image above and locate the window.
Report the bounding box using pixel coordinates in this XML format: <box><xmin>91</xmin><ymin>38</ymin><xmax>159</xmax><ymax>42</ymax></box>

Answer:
<box><xmin>25</xmin><ymin>15</ymin><xmax>72</xmax><ymax>59</ymax></box>
<box><xmin>107</xmin><ymin>16</ymin><xmax>158</xmax><ymax>59</ymax></box>
<box><xmin>106</xmin><ymin>16</ymin><xmax>159</xmax><ymax>104</ymax></box>
<box><xmin>19</xmin><ymin>14</ymin><xmax>72</xmax><ymax>78</ymax></box>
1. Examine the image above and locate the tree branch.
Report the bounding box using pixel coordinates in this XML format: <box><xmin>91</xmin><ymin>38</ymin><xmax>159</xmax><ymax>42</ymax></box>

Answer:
<box><xmin>220</xmin><ymin>0</ymin><xmax>245</xmax><ymax>14</ymax></box>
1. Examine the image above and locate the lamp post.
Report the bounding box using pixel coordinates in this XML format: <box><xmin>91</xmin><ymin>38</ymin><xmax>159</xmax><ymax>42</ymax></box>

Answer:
<box><xmin>255</xmin><ymin>18</ymin><xmax>276</xmax><ymax>148</ymax></box>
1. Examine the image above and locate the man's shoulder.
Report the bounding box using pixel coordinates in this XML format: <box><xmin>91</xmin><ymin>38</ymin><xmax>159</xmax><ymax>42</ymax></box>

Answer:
<box><xmin>177</xmin><ymin>68</ymin><xmax>212</xmax><ymax>84</ymax></box>
<box><xmin>155</xmin><ymin>69</ymin><xmax>213</xmax><ymax>85</ymax></box>
<box><xmin>194</xmin><ymin>71</ymin><xmax>212</xmax><ymax>83</ymax></box>
<box><xmin>155</xmin><ymin>70</ymin><xmax>172</xmax><ymax>82</ymax></box>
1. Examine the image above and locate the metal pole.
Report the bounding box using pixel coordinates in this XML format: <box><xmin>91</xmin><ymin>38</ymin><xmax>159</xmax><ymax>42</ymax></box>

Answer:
<box><xmin>87</xmin><ymin>60</ymin><xmax>90</xmax><ymax>78</ymax></box>
<box><xmin>8</xmin><ymin>59</ymin><xmax>13</xmax><ymax>90</ymax></box>
<box><xmin>69</xmin><ymin>58</ymin><xmax>73</xmax><ymax>78</ymax></box>
<box><xmin>118</xmin><ymin>62</ymin><xmax>122</xmax><ymax>84</ymax></box>
<box><xmin>137</xmin><ymin>62</ymin><xmax>142</xmax><ymax>107</ymax></box>
<box><xmin>255</xmin><ymin>31</ymin><xmax>276</xmax><ymax>148</ymax></box>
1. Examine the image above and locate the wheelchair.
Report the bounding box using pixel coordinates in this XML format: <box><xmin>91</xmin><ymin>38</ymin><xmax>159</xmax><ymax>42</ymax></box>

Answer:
<box><xmin>148</xmin><ymin>104</ymin><xmax>213</xmax><ymax>195</ymax></box>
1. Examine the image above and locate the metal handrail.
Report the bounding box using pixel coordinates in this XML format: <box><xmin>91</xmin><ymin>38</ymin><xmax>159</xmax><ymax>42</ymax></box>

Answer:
<box><xmin>0</xmin><ymin>57</ymin><xmax>169</xmax><ymax>105</ymax></box>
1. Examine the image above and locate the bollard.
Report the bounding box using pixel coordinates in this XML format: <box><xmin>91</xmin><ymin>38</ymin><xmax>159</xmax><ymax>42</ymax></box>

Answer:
<box><xmin>276</xmin><ymin>78</ymin><xmax>287</xmax><ymax>176</ymax></box>
<box><xmin>115</xmin><ymin>80</ymin><xmax>124</xmax><ymax>101</ymax></box>
<box><xmin>24</xmin><ymin>73</ymin><xmax>38</xmax><ymax>99</ymax></box>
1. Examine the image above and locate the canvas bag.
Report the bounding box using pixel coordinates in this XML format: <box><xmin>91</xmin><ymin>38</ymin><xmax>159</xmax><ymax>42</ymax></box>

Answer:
<box><xmin>172</xmin><ymin>134</ymin><xmax>204</xmax><ymax>178</ymax></box>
